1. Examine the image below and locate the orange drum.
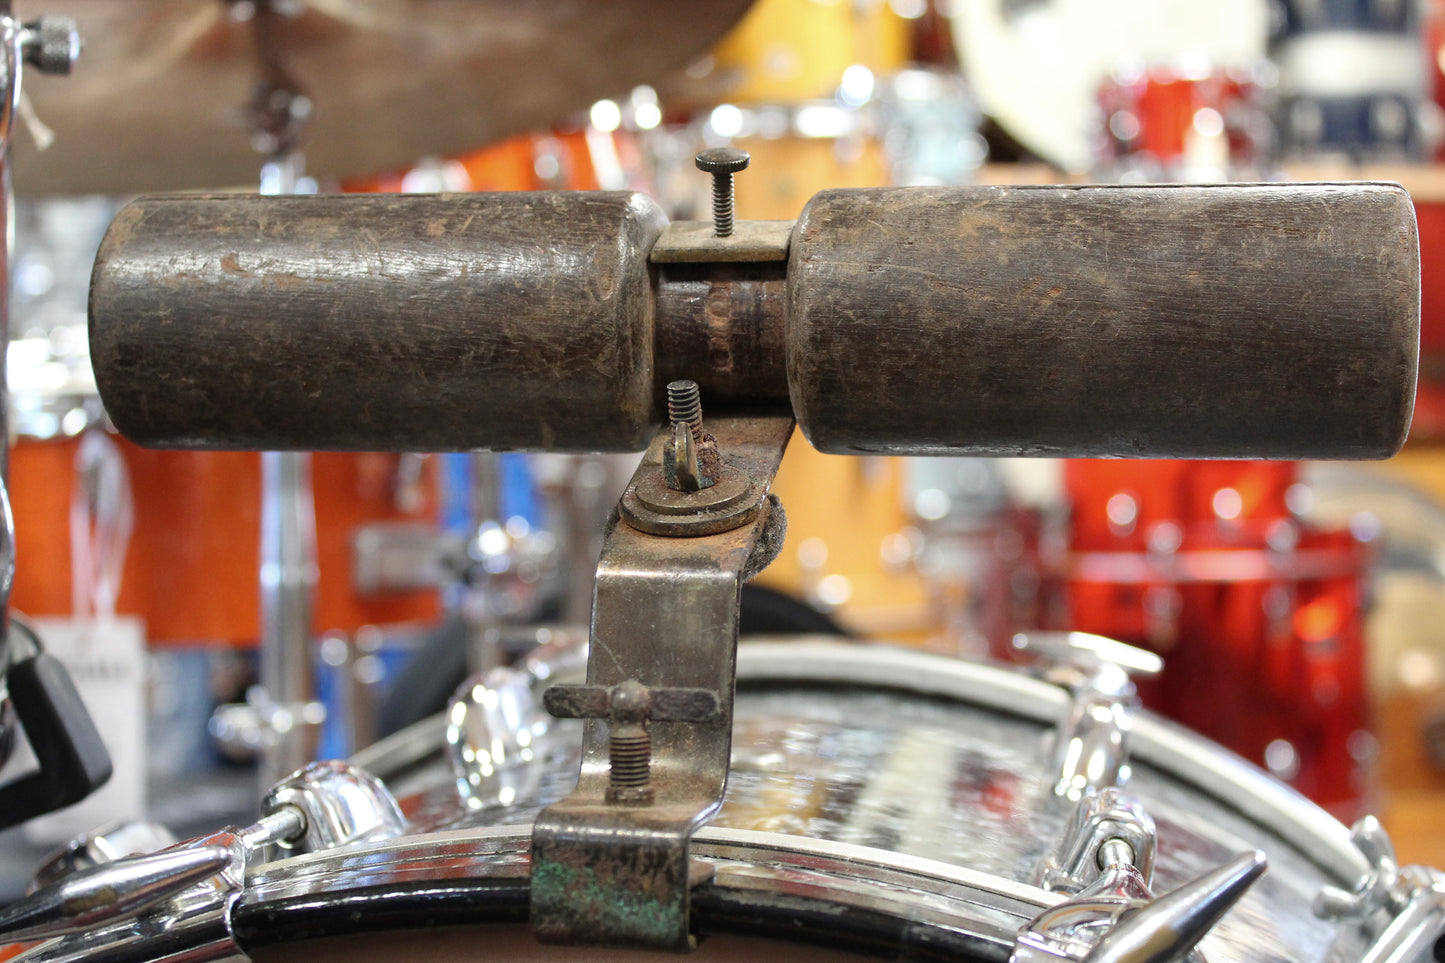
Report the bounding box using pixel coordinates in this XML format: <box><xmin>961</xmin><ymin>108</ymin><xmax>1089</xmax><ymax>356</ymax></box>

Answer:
<box><xmin>10</xmin><ymin>437</ymin><xmax>438</xmax><ymax>647</ymax></box>
<box><xmin>341</xmin><ymin>128</ymin><xmax>618</xmax><ymax>194</ymax></box>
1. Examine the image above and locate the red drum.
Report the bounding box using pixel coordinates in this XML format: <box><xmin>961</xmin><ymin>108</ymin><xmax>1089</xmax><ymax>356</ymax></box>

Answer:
<box><xmin>1095</xmin><ymin>66</ymin><xmax>1273</xmax><ymax>179</ymax></box>
<box><xmin>1050</xmin><ymin>460</ymin><xmax>1372</xmax><ymax>818</ymax></box>
<box><xmin>10</xmin><ymin>438</ymin><xmax>439</xmax><ymax>647</ymax></box>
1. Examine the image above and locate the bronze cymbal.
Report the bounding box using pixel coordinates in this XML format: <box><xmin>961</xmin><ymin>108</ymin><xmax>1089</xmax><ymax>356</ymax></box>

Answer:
<box><xmin>10</xmin><ymin>0</ymin><xmax>752</xmax><ymax>194</ymax></box>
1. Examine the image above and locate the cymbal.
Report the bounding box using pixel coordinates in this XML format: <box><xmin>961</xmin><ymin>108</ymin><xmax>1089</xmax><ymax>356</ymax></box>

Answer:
<box><xmin>10</xmin><ymin>0</ymin><xmax>752</xmax><ymax>194</ymax></box>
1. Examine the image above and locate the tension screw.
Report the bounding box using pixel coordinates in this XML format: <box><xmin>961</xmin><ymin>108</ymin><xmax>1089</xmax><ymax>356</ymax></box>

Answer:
<box><xmin>694</xmin><ymin>147</ymin><xmax>750</xmax><ymax>238</ymax></box>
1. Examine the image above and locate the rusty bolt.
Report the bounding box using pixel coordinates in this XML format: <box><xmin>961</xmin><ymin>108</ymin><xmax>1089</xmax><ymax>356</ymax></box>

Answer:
<box><xmin>665</xmin><ymin>379</ymin><xmax>714</xmax><ymax>493</ymax></box>
<box><xmin>542</xmin><ymin>680</ymin><xmax>720</xmax><ymax>804</ymax></box>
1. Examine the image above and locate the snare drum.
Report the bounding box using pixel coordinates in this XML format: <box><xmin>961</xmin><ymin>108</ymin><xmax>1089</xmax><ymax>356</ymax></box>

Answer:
<box><xmin>68</xmin><ymin>641</ymin><xmax>1413</xmax><ymax>963</ymax></box>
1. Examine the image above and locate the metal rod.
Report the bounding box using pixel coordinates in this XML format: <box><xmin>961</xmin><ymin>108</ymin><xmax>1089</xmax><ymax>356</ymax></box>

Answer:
<box><xmin>258</xmin><ymin>446</ymin><xmax>318</xmax><ymax>786</ymax></box>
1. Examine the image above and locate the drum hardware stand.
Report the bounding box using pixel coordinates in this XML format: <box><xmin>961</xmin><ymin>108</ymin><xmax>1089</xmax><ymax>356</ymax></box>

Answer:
<box><xmin>530</xmin><ymin>382</ymin><xmax>791</xmax><ymax>951</ymax></box>
<box><xmin>1315</xmin><ymin>814</ymin><xmax>1445</xmax><ymax>961</ymax></box>
<box><xmin>0</xmin><ymin>760</ymin><xmax>403</xmax><ymax>954</ymax></box>
<box><xmin>208</xmin><ymin>0</ymin><xmax>325</xmax><ymax>787</ymax></box>
<box><xmin>0</xmin><ymin>7</ymin><xmax>112</xmax><ymax>830</ymax></box>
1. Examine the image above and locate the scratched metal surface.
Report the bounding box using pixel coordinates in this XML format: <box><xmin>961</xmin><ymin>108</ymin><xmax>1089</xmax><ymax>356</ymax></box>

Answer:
<box><xmin>380</xmin><ymin>681</ymin><xmax>1355</xmax><ymax>961</ymax></box>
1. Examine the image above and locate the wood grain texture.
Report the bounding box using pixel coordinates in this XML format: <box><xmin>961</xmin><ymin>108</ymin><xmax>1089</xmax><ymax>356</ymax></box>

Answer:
<box><xmin>787</xmin><ymin>183</ymin><xmax>1420</xmax><ymax>459</ymax></box>
<box><xmin>92</xmin><ymin>183</ymin><xmax>1420</xmax><ymax>458</ymax></box>
<box><xmin>90</xmin><ymin>191</ymin><xmax>665</xmax><ymax>452</ymax></box>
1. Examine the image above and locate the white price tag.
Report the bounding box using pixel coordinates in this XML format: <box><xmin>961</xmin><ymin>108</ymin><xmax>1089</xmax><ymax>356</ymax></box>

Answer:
<box><xmin>23</xmin><ymin>616</ymin><xmax>147</xmax><ymax>843</ymax></box>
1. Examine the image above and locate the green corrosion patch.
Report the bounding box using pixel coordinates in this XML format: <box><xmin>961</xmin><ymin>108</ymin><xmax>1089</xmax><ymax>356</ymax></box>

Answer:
<box><xmin>532</xmin><ymin>857</ymin><xmax>685</xmax><ymax>947</ymax></box>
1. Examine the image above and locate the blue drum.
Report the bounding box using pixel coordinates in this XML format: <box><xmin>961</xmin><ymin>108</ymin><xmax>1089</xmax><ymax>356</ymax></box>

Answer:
<box><xmin>1272</xmin><ymin>0</ymin><xmax>1429</xmax><ymax>158</ymax></box>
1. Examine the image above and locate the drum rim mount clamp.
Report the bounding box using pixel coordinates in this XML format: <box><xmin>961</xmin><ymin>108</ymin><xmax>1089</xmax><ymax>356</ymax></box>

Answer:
<box><xmin>530</xmin><ymin>383</ymin><xmax>793</xmax><ymax>951</ymax></box>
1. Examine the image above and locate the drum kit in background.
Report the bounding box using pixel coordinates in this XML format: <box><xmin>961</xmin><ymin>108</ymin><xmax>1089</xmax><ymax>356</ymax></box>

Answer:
<box><xmin>0</xmin><ymin>1</ymin><xmax>1439</xmax><ymax>962</ymax></box>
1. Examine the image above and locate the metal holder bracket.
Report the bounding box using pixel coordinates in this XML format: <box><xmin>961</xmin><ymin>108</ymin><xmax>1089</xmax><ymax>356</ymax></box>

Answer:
<box><xmin>530</xmin><ymin>412</ymin><xmax>793</xmax><ymax>951</ymax></box>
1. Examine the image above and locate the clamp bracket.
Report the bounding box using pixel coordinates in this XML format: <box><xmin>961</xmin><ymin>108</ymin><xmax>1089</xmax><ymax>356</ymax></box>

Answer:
<box><xmin>530</xmin><ymin>412</ymin><xmax>792</xmax><ymax>950</ymax></box>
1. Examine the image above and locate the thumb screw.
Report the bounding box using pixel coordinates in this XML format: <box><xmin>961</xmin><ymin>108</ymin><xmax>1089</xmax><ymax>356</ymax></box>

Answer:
<box><xmin>694</xmin><ymin>148</ymin><xmax>750</xmax><ymax>238</ymax></box>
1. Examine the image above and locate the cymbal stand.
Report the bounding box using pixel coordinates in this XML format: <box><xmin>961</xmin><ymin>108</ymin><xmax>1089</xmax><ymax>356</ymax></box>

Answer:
<box><xmin>217</xmin><ymin>0</ymin><xmax>323</xmax><ymax>790</ymax></box>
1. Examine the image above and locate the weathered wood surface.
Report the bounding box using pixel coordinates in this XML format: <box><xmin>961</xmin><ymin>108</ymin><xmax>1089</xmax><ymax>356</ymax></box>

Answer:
<box><xmin>91</xmin><ymin>184</ymin><xmax>1420</xmax><ymax>458</ymax></box>
<box><xmin>90</xmin><ymin>191</ymin><xmax>665</xmax><ymax>452</ymax></box>
<box><xmin>787</xmin><ymin>183</ymin><xmax>1419</xmax><ymax>459</ymax></box>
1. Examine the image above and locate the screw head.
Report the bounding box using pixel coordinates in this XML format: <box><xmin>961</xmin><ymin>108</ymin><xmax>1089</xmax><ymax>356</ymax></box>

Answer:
<box><xmin>694</xmin><ymin>147</ymin><xmax>750</xmax><ymax>175</ymax></box>
<box><xmin>610</xmin><ymin>680</ymin><xmax>652</xmax><ymax>723</ymax></box>
<box><xmin>22</xmin><ymin>17</ymin><xmax>81</xmax><ymax>75</ymax></box>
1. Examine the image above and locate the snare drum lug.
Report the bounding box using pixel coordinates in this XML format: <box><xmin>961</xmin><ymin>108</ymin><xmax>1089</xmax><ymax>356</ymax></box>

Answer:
<box><xmin>1039</xmin><ymin>787</ymin><xmax>1157</xmax><ymax>895</ymax></box>
<box><xmin>1317</xmin><ymin>815</ymin><xmax>1445</xmax><ymax>960</ymax></box>
<box><xmin>1353</xmin><ymin>866</ymin><xmax>1445</xmax><ymax>963</ymax></box>
<box><xmin>447</xmin><ymin>665</ymin><xmax>559</xmax><ymax>812</ymax></box>
<box><xmin>1014</xmin><ymin>632</ymin><xmax>1163</xmax><ymax>802</ymax></box>
<box><xmin>261</xmin><ymin>760</ymin><xmax>405</xmax><ymax>853</ymax></box>
<box><xmin>1315</xmin><ymin>815</ymin><xmax>1404</xmax><ymax>922</ymax></box>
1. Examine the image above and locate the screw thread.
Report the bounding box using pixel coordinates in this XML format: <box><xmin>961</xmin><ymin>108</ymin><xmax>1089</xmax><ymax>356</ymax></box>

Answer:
<box><xmin>667</xmin><ymin>380</ymin><xmax>703</xmax><ymax>437</ymax></box>
<box><xmin>711</xmin><ymin>174</ymin><xmax>735</xmax><ymax>237</ymax></box>
<box><xmin>609</xmin><ymin>728</ymin><xmax>652</xmax><ymax>790</ymax></box>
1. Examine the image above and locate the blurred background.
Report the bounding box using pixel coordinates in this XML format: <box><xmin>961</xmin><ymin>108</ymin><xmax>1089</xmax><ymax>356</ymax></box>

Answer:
<box><xmin>4</xmin><ymin>0</ymin><xmax>1445</xmax><ymax>890</ymax></box>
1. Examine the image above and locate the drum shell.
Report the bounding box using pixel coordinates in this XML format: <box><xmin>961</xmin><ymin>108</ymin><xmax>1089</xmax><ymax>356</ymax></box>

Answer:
<box><xmin>89</xmin><ymin>191</ymin><xmax>666</xmax><ymax>453</ymax></box>
<box><xmin>9</xmin><ymin>438</ymin><xmax>438</xmax><ymax>644</ymax></box>
<box><xmin>787</xmin><ymin>183</ymin><xmax>1419</xmax><ymax>460</ymax></box>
